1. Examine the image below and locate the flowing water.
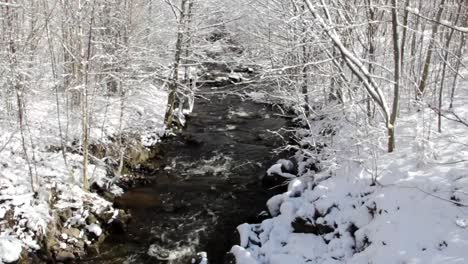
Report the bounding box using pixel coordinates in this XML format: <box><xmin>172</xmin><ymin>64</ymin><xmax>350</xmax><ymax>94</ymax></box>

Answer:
<box><xmin>84</xmin><ymin>83</ymin><xmax>289</xmax><ymax>263</ymax></box>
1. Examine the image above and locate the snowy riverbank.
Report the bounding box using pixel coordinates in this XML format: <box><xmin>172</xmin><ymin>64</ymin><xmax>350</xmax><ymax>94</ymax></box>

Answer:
<box><xmin>0</xmin><ymin>85</ymin><xmax>168</xmax><ymax>263</ymax></box>
<box><xmin>231</xmin><ymin>88</ymin><xmax>468</xmax><ymax>263</ymax></box>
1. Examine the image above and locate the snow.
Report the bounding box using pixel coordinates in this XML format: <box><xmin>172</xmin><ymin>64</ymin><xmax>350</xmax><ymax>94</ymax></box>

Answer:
<box><xmin>0</xmin><ymin>237</ymin><xmax>22</xmax><ymax>263</ymax></box>
<box><xmin>86</xmin><ymin>224</ymin><xmax>103</xmax><ymax>237</ymax></box>
<box><xmin>240</xmin><ymin>151</ymin><xmax>468</xmax><ymax>262</ymax></box>
<box><xmin>456</xmin><ymin>219</ymin><xmax>468</xmax><ymax>228</ymax></box>
<box><xmin>439</xmin><ymin>20</ymin><xmax>468</xmax><ymax>33</ymax></box>
<box><xmin>0</xmin><ymin>80</ymin><xmax>168</xmax><ymax>261</ymax></box>
<box><xmin>229</xmin><ymin>72</ymin><xmax>243</xmax><ymax>82</ymax></box>
<box><xmin>238</xmin><ymin>223</ymin><xmax>252</xmax><ymax>247</ymax></box>
<box><xmin>454</xmin><ymin>26</ymin><xmax>468</xmax><ymax>33</ymax></box>
<box><xmin>266</xmin><ymin>163</ymin><xmax>296</xmax><ymax>179</ymax></box>
<box><xmin>406</xmin><ymin>7</ymin><xmax>420</xmax><ymax>15</ymax></box>
<box><xmin>246</xmin><ymin>92</ymin><xmax>265</xmax><ymax>101</ymax></box>
<box><xmin>266</xmin><ymin>163</ymin><xmax>282</xmax><ymax>175</ymax></box>
<box><xmin>193</xmin><ymin>252</ymin><xmax>208</xmax><ymax>264</ymax></box>
<box><xmin>231</xmin><ymin>246</ymin><xmax>258</xmax><ymax>264</ymax></box>
<box><xmin>277</xmin><ymin>159</ymin><xmax>294</xmax><ymax>172</ymax></box>
<box><xmin>233</xmin><ymin>60</ymin><xmax>468</xmax><ymax>263</ymax></box>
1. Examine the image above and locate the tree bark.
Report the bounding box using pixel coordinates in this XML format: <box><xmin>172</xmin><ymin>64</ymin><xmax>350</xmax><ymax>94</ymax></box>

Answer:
<box><xmin>389</xmin><ymin>0</ymin><xmax>401</xmax><ymax>152</ymax></box>
<box><xmin>164</xmin><ymin>0</ymin><xmax>189</xmax><ymax>129</ymax></box>
<box><xmin>416</xmin><ymin>0</ymin><xmax>446</xmax><ymax>99</ymax></box>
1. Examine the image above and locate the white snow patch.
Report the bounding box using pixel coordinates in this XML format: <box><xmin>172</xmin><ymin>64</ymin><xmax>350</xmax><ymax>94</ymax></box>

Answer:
<box><xmin>238</xmin><ymin>223</ymin><xmax>252</xmax><ymax>247</ymax></box>
<box><xmin>192</xmin><ymin>252</ymin><xmax>208</xmax><ymax>264</ymax></box>
<box><xmin>230</xmin><ymin>245</ymin><xmax>258</xmax><ymax>264</ymax></box>
<box><xmin>0</xmin><ymin>237</ymin><xmax>22</xmax><ymax>263</ymax></box>
<box><xmin>86</xmin><ymin>224</ymin><xmax>103</xmax><ymax>237</ymax></box>
<box><xmin>266</xmin><ymin>163</ymin><xmax>295</xmax><ymax>179</ymax></box>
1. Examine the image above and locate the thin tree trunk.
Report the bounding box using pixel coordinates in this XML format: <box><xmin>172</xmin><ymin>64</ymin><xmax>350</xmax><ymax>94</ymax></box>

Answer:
<box><xmin>449</xmin><ymin>9</ymin><xmax>467</xmax><ymax>109</ymax></box>
<box><xmin>449</xmin><ymin>34</ymin><xmax>466</xmax><ymax>109</ymax></box>
<box><xmin>5</xmin><ymin>0</ymin><xmax>38</xmax><ymax>191</ymax></box>
<box><xmin>164</xmin><ymin>0</ymin><xmax>188</xmax><ymax>129</ymax></box>
<box><xmin>304</xmin><ymin>0</ymin><xmax>390</xmax><ymax>122</ymax></box>
<box><xmin>301</xmin><ymin>1</ymin><xmax>310</xmax><ymax>116</ymax></box>
<box><xmin>400</xmin><ymin>0</ymin><xmax>410</xmax><ymax>112</ymax></box>
<box><xmin>438</xmin><ymin>2</ymin><xmax>461</xmax><ymax>132</ymax></box>
<box><xmin>81</xmin><ymin>0</ymin><xmax>96</xmax><ymax>191</ymax></box>
<box><xmin>366</xmin><ymin>0</ymin><xmax>376</xmax><ymax>120</ymax></box>
<box><xmin>43</xmin><ymin>0</ymin><xmax>70</xmax><ymax>174</ymax></box>
<box><xmin>389</xmin><ymin>0</ymin><xmax>401</xmax><ymax>152</ymax></box>
<box><xmin>416</xmin><ymin>0</ymin><xmax>446</xmax><ymax>99</ymax></box>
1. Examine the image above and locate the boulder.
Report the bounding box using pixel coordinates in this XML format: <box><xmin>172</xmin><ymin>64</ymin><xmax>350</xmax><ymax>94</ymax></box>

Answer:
<box><xmin>86</xmin><ymin>214</ymin><xmax>98</xmax><ymax>225</ymax></box>
<box><xmin>55</xmin><ymin>250</ymin><xmax>75</xmax><ymax>262</ymax></box>
<box><xmin>62</xmin><ymin>228</ymin><xmax>81</xmax><ymax>239</ymax></box>
<box><xmin>291</xmin><ymin>217</ymin><xmax>334</xmax><ymax>235</ymax></box>
<box><xmin>191</xmin><ymin>252</ymin><xmax>208</xmax><ymax>264</ymax></box>
<box><xmin>86</xmin><ymin>244</ymin><xmax>100</xmax><ymax>256</ymax></box>
<box><xmin>224</xmin><ymin>252</ymin><xmax>236</xmax><ymax>264</ymax></box>
<box><xmin>110</xmin><ymin>210</ymin><xmax>131</xmax><ymax>234</ymax></box>
<box><xmin>228</xmin><ymin>73</ymin><xmax>243</xmax><ymax>83</ymax></box>
<box><xmin>58</xmin><ymin>208</ymin><xmax>73</xmax><ymax>223</ymax></box>
<box><xmin>262</xmin><ymin>161</ymin><xmax>297</xmax><ymax>189</ymax></box>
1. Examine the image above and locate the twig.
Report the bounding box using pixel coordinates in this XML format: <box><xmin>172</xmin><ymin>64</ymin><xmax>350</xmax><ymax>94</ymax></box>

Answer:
<box><xmin>406</xmin><ymin>9</ymin><xmax>468</xmax><ymax>34</ymax></box>
<box><xmin>378</xmin><ymin>182</ymin><xmax>468</xmax><ymax>207</ymax></box>
<box><xmin>428</xmin><ymin>105</ymin><xmax>468</xmax><ymax>127</ymax></box>
<box><xmin>0</xmin><ymin>131</ymin><xmax>18</xmax><ymax>153</ymax></box>
<box><xmin>428</xmin><ymin>159</ymin><xmax>468</xmax><ymax>165</ymax></box>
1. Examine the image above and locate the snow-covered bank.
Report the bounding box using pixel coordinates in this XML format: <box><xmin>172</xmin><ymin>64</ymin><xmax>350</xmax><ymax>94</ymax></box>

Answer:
<box><xmin>0</xmin><ymin>85</ymin><xmax>168</xmax><ymax>263</ymax></box>
<box><xmin>231</xmin><ymin>90</ymin><xmax>468</xmax><ymax>262</ymax></box>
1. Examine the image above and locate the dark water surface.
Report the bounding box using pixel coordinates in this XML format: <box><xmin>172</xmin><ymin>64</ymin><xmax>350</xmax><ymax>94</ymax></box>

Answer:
<box><xmin>84</xmin><ymin>84</ymin><xmax>288</xmax><ymax>263</ymax></box>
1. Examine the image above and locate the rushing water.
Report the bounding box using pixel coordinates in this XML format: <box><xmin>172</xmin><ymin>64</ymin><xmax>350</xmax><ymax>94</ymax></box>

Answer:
<box><xmin>83</xmin><ymin>83</ymin><xmax>289</xmax><ymax>263</ymax></box>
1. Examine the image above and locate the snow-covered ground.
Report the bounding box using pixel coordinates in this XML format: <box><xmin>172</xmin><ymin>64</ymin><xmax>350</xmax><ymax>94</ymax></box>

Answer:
<box><xmin>0</xmin><ymin>84</ymin><xmax>168</xmax><ymax>263</ymax></box>
<box><xmin>231</xmin><ymin>73</ymin><xmax>468</xmax><ymax>262</ymax></box>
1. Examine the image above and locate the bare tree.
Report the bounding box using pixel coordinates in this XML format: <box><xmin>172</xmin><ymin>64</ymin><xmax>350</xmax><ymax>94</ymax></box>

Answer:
<box><xmin>2</xmin><ymin>0</ymin><xmax>39</xmax><ymax>191</ymax></box>
<box><xmin>164</xmin><ymin>0</ymin><xmax>190</xmax><ymax>129</ymax></box>
<box><xmin>416</xmin><ymin>0</ymin><xmax>446</xmax><ymax>99</ymax></box>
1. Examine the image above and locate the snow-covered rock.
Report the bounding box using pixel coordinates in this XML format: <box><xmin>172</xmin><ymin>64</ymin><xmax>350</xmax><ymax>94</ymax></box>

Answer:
<box><xmin>86</xmin><ymin>224</ymin><xmax>103</xmax><ymax>237</ymax></box>
<box><xmin>0</xmin><ymin>237</ymin><xmax>22</xmax><ymax>263</ymax></box>
<box><xmin>230</xmin><ymin>245</ymin><xmax>257</xmax><ymax>264</ymax></box>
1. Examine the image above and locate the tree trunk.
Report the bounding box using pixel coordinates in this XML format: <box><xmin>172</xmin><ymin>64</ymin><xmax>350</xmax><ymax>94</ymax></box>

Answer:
<box><xmin>301</xmin><ymin>1</ymin><xmax>310</xmax><ymax>116</ymax></box>
<box><xmin>81</xmin><ymin>0</ymin><xmax>96</xmax><ymax>191</ymax></box>
<box><xmin>438</xmin><ymin>4</ymin><xmax>461</xmax><ymax>132</ymax></box>
<box><xmin>416</xmin><ymin>0</ymin><xmax>446</xmax><ymax>99</ymax></box>
<box><xmin>4</xmin><ymin>0</ymin><xmax>38</xmax><ymax>191</ymax></box>
<box><xmin>164</xmin><ymin>0</ymin><xmax>189</xmax><ymax>129</ymax></box>
<box><xmin>389</xmin><ymin>0</ymin><xmax>401</xmax><ymax>152</ymax></box>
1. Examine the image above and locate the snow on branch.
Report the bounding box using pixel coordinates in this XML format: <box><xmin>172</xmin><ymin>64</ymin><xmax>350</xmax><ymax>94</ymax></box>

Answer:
<box><xmin>303</xmin><ymin>0</ymin><xmax>391</xmax><ymax>123</ymax></box>
<box><xmin>0</xmin><ymin>2</ymin><xmax>21</xmax><ymax>8</ymax></box>
<box><xmin>406</xmin><ymin>7</ymin><xmax>468</xmax><ymax>34</ymax></box>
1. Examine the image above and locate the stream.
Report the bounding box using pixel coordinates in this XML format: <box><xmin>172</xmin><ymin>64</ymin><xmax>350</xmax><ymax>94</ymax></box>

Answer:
<box><xmin>83</xmin><ymin>82</ymin><xmax>289</xmax><ymax>263</ymax></box>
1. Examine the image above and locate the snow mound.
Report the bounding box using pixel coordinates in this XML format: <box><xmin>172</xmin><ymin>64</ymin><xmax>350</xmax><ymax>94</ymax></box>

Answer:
<box><xmin>0</xmin><ymin>237</ymin><xmax>22</xmax><ymax>263</ymax></box>
<box><xmin>232</xmin><ymin>77</ymin><xmax>468</xmax><ymax>263</ymax></box>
